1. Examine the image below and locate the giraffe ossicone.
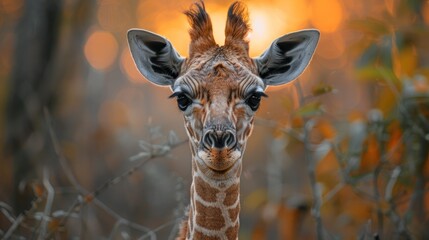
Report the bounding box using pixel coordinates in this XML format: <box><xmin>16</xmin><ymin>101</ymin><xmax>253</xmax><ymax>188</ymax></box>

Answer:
<box><xmin>128</xmin><ymin>1</ymin><xmax>319</xmax><ymax>239</ymax></box>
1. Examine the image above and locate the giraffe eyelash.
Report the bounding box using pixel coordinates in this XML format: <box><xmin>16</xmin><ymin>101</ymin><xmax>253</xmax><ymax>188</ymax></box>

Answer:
<box><xmin>244</xmin><ymin>91</ymin><xmax>268</xmax><ymax>100</ymax></box>
<box><xmin>168</xmin><ymin>92</ymin><xmax>181</xmax><ymax>99</ymax></box>
<box><xmin>168</xmin><ymin>91</ymin><xmax>193</xmax><ymax>99</ymax></box>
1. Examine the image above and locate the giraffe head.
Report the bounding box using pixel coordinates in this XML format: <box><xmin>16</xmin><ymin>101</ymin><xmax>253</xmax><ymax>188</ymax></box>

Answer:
<box><xmin>128</xmin><ymin>1</ymin><xmax>319</xmax><ymax>174</ymax></box>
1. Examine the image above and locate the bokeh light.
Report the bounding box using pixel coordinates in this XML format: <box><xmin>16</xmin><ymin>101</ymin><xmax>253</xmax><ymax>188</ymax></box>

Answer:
<box><xmin>0</xmin><ymin>0</ymin><xmax>23</xmax><ymax>14</ymax></box>
<box><xmin>423</xmin><ymin>0</ymin><xmax>429</xmax><ymax>25</ymax></box>
<box><xmin>84</xmin><ymin>30</ymin><xmax>118</xmax><ymax>70</ymax></box>
<box><xmin>247</xmin><ymin>0</ymin><xmax>310</xmax><ymax>56</ymax></box>
<box><xmin>247</xmin><ymin>4</ymin><xmax>287</xmax><ymax>56</ymax></box>
<box><xmin>311</xmin><ymin>0</ymin><xmax>343</xmax><ymax>32</ymax></box>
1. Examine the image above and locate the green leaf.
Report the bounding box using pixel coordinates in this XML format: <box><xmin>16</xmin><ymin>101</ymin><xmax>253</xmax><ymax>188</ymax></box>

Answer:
<box><xmin>312</xmin><ymin>83</ymin><xmax>335</xmax><ymax>96</ymax></box>
<box><xmin>356</xmin><ymin>66</ymin><xmax>400</xmax><ymax>86</ymax></box>
<box><xmin>295</xmin><ymin>102</ymin><xmax>324</xmax><ymax>117</ymax></box>
<box><xmin>347</xmin><ymin>18</ymin><xmax>390</xmax><ymax>36</ymax></box>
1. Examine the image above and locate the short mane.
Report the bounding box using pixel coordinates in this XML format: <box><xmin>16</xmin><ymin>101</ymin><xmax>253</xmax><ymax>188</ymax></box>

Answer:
<box><xmin>184</xmin><ymin>1</ymin><xmax>216</xmax><ymax>56</ymax></box>
<box><xmin>225</xmin><ymin>1</ymin><xmax>250</xmax><ymax>51</ymax></box>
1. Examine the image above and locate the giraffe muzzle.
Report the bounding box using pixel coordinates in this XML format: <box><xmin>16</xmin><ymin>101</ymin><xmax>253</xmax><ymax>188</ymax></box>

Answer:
<box><xmin>203</xmin><ymin>129</ymin><xmax>237</xmax><ymax>150</ymax></box>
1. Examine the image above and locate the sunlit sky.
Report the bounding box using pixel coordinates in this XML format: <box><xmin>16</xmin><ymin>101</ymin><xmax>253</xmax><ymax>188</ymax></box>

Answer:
<box><xmin>84</xmin><ymin>0</ymin><xmax>345</xmax><ymax>84</ymax></box>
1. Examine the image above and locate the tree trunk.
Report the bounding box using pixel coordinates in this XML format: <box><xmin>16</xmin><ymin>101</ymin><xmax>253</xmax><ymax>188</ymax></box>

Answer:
<box><xmin>5</xmin><ymin>0</ymin><xmax>62</xmax><ymax>214</ymax></box>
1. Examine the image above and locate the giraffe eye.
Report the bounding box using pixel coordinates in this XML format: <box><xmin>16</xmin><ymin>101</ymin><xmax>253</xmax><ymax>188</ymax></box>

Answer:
<box><xmin>177</xmin><ymin>94</ymin><xmax>192</xmax><ymax>111</ymax></box>
<box><xmin>246</xmin><ymin>94</ymin><xmax>262</xmax><ymax>111</ymax></box>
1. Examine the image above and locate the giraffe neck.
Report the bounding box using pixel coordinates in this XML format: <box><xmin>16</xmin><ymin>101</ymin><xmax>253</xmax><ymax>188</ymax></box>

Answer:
<box><xmin>186</xmin><ymin>155</ymin><xmax>242</xmax><ymax>240</ymax></box>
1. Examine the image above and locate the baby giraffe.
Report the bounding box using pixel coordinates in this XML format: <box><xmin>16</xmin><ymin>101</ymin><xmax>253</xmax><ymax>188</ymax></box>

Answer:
<box><xmin>127</xmin><ymin>1</ymin><xmax>319</xmax><ymax>239</ymax></box>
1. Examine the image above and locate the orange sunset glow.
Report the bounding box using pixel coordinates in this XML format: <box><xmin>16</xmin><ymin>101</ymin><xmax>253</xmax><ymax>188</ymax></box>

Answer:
<box><xmin>127</xmin><ymin>0</ymin><xmax>344</xmax><ymax>57</ymax></box>
<box><xmin>89</xmin><ymin>0</ymin><xmax>345</xmax><ymax>61</ymax></box>
<box><xmin>90</xmin><ymin>0</ymin><xmax>347</xmax><ymax>86</ymax></box>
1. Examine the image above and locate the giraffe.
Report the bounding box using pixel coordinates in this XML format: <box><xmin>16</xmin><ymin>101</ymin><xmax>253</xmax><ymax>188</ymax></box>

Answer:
<box><xmin>127</xmin><ymin>1</ymin><xmax>319</xmax><ymax>239</ymax></box>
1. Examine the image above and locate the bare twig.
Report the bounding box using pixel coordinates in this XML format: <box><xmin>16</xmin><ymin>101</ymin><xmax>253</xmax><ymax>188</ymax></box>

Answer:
<box><xmin>44</xmin><ymin>108</ymin><xmax>188</xmax><ymax>238</ymax></box>
<box><xmin>2</xmin><ymin>215</ymin><xmax>25</xmax><ymax>240</ymax></box>
<box><xmin>44</xmin><ymin>108</ymin><xmax>86</xmax><ymax>192</ymax></box>
<box><xmin>294</xmin><ymin>79</ymin><xmax>326</xmax><ymax>239</ymax></box>
<box><xmin>385</xmin><ymin>167</ymin><xmax>401</xmax><ymax>201</ymax></box>
<box><xmin>109</xmin><ymin>219</ymin><xmax>156</xmax><ymax>240</ymax></box>
<box><xmin>37</xmin><ymin>169</ymin><xmax>55</xmax><ymax>240</ymax></box>
<box><xmin>137</xmin><ymin>218</ymin><xmax>180</xmax><ymax>240</ymax></box>
<box><xmin>373</xmin><ymin>163</ymin><xmax>385</xmax><ymax>238</ymax></box>
<box><xmin>304</xmin><ymin>119</ymin><xmax>325</xmax><ymax>240</ymax></box>
<box><xmin>0</xmin><ymin>202</ymin><xmax>16</xmax><ymax>224</ymax></box>
<box><xmin>359</xmin><ymin>219</ymin><xmax>373</xmax><ymax>240</ymax></box>
<box><xmin>93</xmin><ymin>140</ymin><xmax>188</xmax><ymax>200</ymax></box>
<box><xmin>294</xmin><ymin>80</ymin><xmax>306</xmax><ymax>107</ymax></box>
<box><xmin>168</xmin><ymin>177</ymin><xmax>186</xmax><ymax>240</ymax></box>
<box><xmin>322</xmin><ymin>182</ymin><xmax>345</xmax><ymax>204</ymax></box>
<box><xmin>406</xmin><ymin>134</ymin><xmax>429</xmax><ymax>237</ymax></box>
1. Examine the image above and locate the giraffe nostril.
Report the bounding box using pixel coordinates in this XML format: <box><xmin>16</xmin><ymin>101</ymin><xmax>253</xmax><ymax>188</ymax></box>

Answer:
<box><xmin>203</xmin><ymin>131</ymin><xmax>216</xmax><ymax>149</ymax></box>
<box><xmin>203</xmin><ymin>130</ymin><xmax>236</xmax><ymax>150</ymax></box>
<box><xmin>223</xmin><ymin>131</ymin><xmax>236</xmax><ymax>148</ymax></box>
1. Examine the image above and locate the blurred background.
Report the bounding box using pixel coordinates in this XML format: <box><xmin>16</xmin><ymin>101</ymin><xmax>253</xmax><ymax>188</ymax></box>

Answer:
<box><xmin>0</xmin><ymin>0</ymin><xmax>428</xmax><ymax>239</ymax></box>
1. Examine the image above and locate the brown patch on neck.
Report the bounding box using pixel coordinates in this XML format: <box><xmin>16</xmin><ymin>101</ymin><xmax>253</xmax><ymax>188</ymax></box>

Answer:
<box><xmin>225</xmin><ymin>224</ymin><xmax>239</xmax><ymax>240</ymax></box>
<box><xmin>184</xmin><ymin>1</ymin><xmax>217</xmax><ymax>58</ymax></box>
<box><xmin>194</xmin><ymin>176</ymin><xmax>219</xmax><ymax>202</ymax></box>
<box><xmin>223</xmin><ymin>183</ymin><xmax>239</xmax><ymax>206</ymax></box>
<box><xmin>195</xmin><ymin>201</ymin><xmax>225</xmax><ymax>230</ymax></box>
<box><xmin>229</xmin><ymin>207</ymin><xmax>239</xmax><ymax>223</ymax></box>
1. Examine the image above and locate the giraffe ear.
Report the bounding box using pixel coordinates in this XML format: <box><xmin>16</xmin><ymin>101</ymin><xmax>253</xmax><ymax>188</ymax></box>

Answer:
<box><xmin>254</xmin><ymin>30</ymin><xmax>319</xmax><ymax>86</ymax></box>
<box><xmin>127</xmin><ymin>29</ymin><xmax>185</xmax><ymax>86</ymax></box>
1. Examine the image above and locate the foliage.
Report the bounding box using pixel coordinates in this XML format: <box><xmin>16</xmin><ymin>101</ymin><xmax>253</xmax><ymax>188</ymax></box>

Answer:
<box><xmin>248</xmin><ymin>0</ymin><xmax>429</xmax><ymax>239</ymax></box>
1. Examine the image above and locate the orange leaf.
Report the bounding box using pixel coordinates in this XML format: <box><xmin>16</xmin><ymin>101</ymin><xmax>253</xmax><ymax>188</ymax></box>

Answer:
<box><xmin>316</xmin><ymin>151</ymin><xmax>338</xmax><ymax>177</ymax></box>
<box><xmin>84</xmin><ymin>194</ymin><xmax>94</xmax><ymax>203</ymax></box>
<box><xmin>48</xmin><ymin>218</ymin><xmax>61</xmax><ymax>231</ymax></box>
<box><xmin>348</xmin><ymin>111</ymin><xmax>365</xmax><ymax>122</ymax></box>
<box><xmin>360</xmin><ymin>134</ymin><xmax>381</xmax><ymax>172</ymax></box>
<box><xmin>291</xmin><ymin>116</ymin><xmax>304</xmax><ymax>128</ymax></box>
<box><xmin>32</xmin><ymin>183</ymin><xmax>45</xmax><ymax>198</ymax></box>
<box><xmin>339</xmin><ymin>187</ymin><xmax>372</xmax><ymax>221</ymax></box>
<box><xmin>393</xmin><ymin>44</ymin><xmax>418</xmax><ymax>78</ymax></box>
<box><xmin>387</xmin><ymin>121</ymin><xmax>404</xmax><ymax>165</ymax></box>
<box><xmin>316</xmin><ymin>119</ymin><xmax>337</xmax><ymax>140</ymax></box>
<box><xmin>377</xmin><ymin>88</ymin><xmax>397</xmax><ymax>115</ymax></box>
<box><xmin>277</xmin><ymin>203</ymin><xmax>308</xmax><ymax>240</ymax></box>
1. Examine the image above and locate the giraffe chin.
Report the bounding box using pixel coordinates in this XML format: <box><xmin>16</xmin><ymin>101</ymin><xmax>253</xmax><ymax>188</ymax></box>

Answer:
<box><xmin>197</xmin><ymin>148</ymin><xmax>242</xmax><ymax>172</ymax></box>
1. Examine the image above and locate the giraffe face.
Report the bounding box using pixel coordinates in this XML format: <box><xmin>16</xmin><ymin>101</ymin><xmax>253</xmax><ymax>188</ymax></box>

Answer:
<box><xmin>171</xmin><ymin>51</ymin><xmax>265</xmax><ymax>172</ymax></box>
<box><xmin>128</xmin><ymin>2</ymin><xmax>319</xmax><ymax>239</ymax></box>
<box><xmin>127</xmin><ymin>2</ymin><xmax>319</xmax><ymax>172</ymax></box>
